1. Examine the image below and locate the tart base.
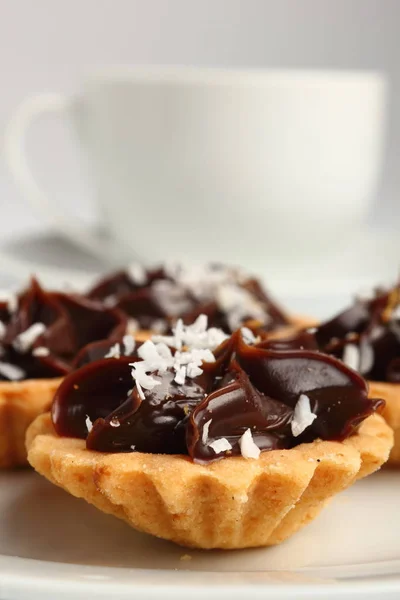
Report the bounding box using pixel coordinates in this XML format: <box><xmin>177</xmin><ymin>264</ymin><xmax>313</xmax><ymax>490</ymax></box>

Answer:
<box><xmin>0</xmin><ymin>378</ymin><xmax>62</xmax><ymax>468</ymax></box>
<box><xmin>26</xmin><ymin>413</ymin><xmax>392</xmax><ymax>549</ymax></box>
<box><xmin>369</xmin><ymin>381</ymin><xmax>400</xmax><ymax>466</ymax></box>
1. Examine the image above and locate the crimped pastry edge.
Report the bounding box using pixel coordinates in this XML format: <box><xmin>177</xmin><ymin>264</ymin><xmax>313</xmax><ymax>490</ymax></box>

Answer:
<box><xmin>26</xmin><ymin>412</ymin><xmax>392</xmax><ymax>549</ymax></box>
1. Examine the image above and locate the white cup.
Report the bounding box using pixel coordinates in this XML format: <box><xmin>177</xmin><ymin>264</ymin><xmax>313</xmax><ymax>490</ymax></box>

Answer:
<box><xmin>5</xmin><ymin>66</ymin><xmax>387</xmax><ymax>273</ymax></box>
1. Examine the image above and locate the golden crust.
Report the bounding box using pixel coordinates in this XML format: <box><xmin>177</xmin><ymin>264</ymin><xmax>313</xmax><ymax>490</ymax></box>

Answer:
<box><xmin>368</xmin><ymin>381</ymin><xmax>400</xmax><ymax>466</ymax></box>
<box><xmin>0</xmin><ymin>378</ymin><xmax>62</xmax><ymax>468</ymax></box>
<box><xmin>26</xmin><ymin>412</ymin><xmax>392</xmax><ymax>549</ymax></box>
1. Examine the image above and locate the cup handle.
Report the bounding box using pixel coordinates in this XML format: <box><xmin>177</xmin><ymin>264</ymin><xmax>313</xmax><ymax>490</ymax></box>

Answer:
<box><xmin>4</xmin><ymin>93</ymin><xmax>119</xmax><ymax>264</ymax></box>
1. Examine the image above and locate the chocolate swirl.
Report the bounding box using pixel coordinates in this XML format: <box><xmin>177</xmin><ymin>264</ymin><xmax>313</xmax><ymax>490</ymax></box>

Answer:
<box><xmin>0</xmin><ymin>278</ymin><xmax>127</xmax><ymax>381</ymax></box>
<box><xmin>52</xmin><ymin>328</ymin><xmax>382</xmax><ymax>463</ymax></box>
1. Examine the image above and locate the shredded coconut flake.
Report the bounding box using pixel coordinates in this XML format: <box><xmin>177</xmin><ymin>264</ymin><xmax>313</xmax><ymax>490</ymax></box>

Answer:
<box><xmin>0</xmin><ymin>321</ymin><xmax>6</xmax><ymax>340</ymax></box>
<box><xmin>0</xmin><ymin>292</ymin><xmax>18</xmax><ymax>314</ymax></box>
<box><xmin>291</xmin><ymin>394</ymin><xmax>317</xmax><ymax>437</ymax></box>
<box><xmin>217</xmin><ymin>283</ymin><xmax>268</xmax><ymax>331</ymax></box>
<box><xmin>359</xmin><ymin>340</ymin><xmax>374</xmax><ymax>374</ymax></box>
<box><xmin>209</xmin><ymin>437</ymin><xmax>232</xmax><ymax>454</ymax></box>
<box><xmin>127</xmin><ymin>318</ymin><xmax>139</xmax><ymax>334</ymax></box>
<box><xmin>130</xmin><ymin>314</ymin><xmax>225</xmax><ymax>392</ymax></box>
<box><xmin>0</xmin><ymin>361</ymin><xmax>25</xmax><ymax>381</ymax></box>
<box><xmin>103</xmin><ymin>295</ymin><xmax>117</xmax><ymax>307</ymax></box>
<box><xmin>202</xmin><ymin>419</ymin><xmax>212</xmax><ymax>444</ymax></box>
<box><xmin>135</xmin><ymin>380</ymin><xmax>145</xmax><ymax>399</ymax></box>
<box><xmin>32</xmin><ymin>346</ymin><xmax>50</xmax><ymax>357</ymax></box>
<box><xmin>342</xmin><ymin>343</ymin><xmax>359</xmax><ymax>371</ymax></box>
<box><xmin>306</xmin><ymin>327</ymin><xmax>317</xmax><ymax>334</ymax></box>
<box><xmin>105</xmin><ymin>343</ymin><xmax>121</xmax><ymax>359</ymax></box>
<box><xmin>241</xmin><ymin>327</ymin><xmax>257</xmax><ymax>345</ymax></box>
<box><xmin>85</xmin><ymin>415</ymin><xmax>93</xmax><ymax>432</ymax></box>
<box><xmin>127</xmin><ymin>263</ymin><xmax>147</xmax><ymax>285</ymax></box>
<box><xmin>110</xmin><ymin>418</ymin><xmax>120</xmax><ymax>428</ymax></box>
<box><xmin>174</xmin><ymin>365</ymin><xmax>186</xmax><ymax>385</ymax></box>
<box><xmin>122</xmin><ymin>334</ymin><xmax>135</xmax><ymax>356</ymax></box>
<box><xmin>239</xmin><ymin>428</ymin><xmax>261</xmax><ymax>459</ymax></box>
<box><xmin>13</xmin><ymin>323</ymin><xmax>46</xmax><ymax>353</ymax></box>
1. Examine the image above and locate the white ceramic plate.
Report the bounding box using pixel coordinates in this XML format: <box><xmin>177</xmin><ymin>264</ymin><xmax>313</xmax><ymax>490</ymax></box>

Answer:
<box><xmin>0</xmin><ymin>469</ymin><xmax>399</xmax><ymax>599</ymax></box>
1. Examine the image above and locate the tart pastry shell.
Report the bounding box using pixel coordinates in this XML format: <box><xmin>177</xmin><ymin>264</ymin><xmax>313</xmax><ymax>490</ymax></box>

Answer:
<box><xmin>26</xmin><ymin>412</ymin><xmax>392</xmax><ymax>549</ymax></box>
<box><xmin>0</xmin><ymin>378</ymin><xmax>62</xmax><ymax>468</ymax></box>
<box><xmin>369</xmin><ymin>381</ymin><xmax>400</xmax><ymax>466</ymax></box>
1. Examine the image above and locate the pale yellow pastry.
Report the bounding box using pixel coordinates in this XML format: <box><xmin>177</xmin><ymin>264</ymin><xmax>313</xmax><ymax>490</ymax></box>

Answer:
<box><xmin>369</xmin><ymin>382</ymin><xmax>400</xmax><ymax>466</ymax></box>
<box><xmin>26</xmin><ymin>412</ymin><xmax>392</xmax><ymax>549</ymax></box>
<box><xmin>0</xmin><ymin>379</ymin><xmax>61</xmax><ymax>468</ymax></box>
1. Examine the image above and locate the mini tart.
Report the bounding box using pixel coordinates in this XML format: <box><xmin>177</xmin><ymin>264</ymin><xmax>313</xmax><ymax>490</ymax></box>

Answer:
<box><xmin>369</xmin><ymin>382</ymin><xmax>400</xmax><ymax>466</ymax></box>
<box><xmin>0</xmin><ymin>378</ymin><xmax>61</xmax><ymax>468</ymax></box>
<box><xmin>26</xmin><ymin>412</ymin><xmax>392</xmax><ymax>549</ymax></box>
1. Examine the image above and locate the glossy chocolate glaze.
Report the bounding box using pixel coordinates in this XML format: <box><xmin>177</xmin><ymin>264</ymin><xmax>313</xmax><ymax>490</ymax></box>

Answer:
<box><xmin>52</xmin><ymin>329</ymin><xmax>382</xmax><ymax>463</ymax></box>
<box><xmin>0</xmin><ymin>278</ymin><xmax>127</xmax><ymax>381</ymax></box>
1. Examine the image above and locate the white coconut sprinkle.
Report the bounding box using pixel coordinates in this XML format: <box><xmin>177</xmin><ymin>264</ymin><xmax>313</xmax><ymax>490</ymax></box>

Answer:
<box><xmin>0</xmin><ymin>321</ymin><xmax>5</xmax><ymax>340</ymax></box>
<box><xmin>216</xmin><ymin>283</ymin><xmax>268</xmax><ymax>331</ymax></box>
<box><xmin>135</xmin><ymin>380</ymin><xmax>146</xmax><ymax>400</ymax></box>
<box><xmin>32</xmin><ymin>346</ymin><xmax>50</xmax><ymax>357</ymax></box>
<box><xmin>174</xmin><ymin>365</ymin><xmax>186</xmax><ymax>385</ymax></box>
<box><xmin>359</xmin><ymin>340</ymin><xmax>374</xmax><ymax>374</ymax></box>
<box><xmin>202</xmin><ymin>419</ymin><xmax>212</xmax><ymax>444</ymax></box>
<box><xmin>103</xmin><ymin>295</ymin><xmax>117</xmax><ymax>307</ymax></box>
<box><xmin>129</xmin><ymin>315</ymin><xmax>226</xmax><ymax>396</ymax></box>
<box><xmin>241</xmin><ymin>327</ymin><xmax>257</xmax><ymax>345</ymax></box>
<box><xmin>306</xmin><ymin>327</ymin><xmax>317</xmax><ymax>334</ymax></box>
<box><xmin>291</xmin><ymin>394</ymin><xmax>317</xmax><ymax>437</ymax></box>
<box><xmin>209</xmin><ymin>437</ymin><xmax>232</xmax><ymax>454</ymax></box>
<box><xmin>110</xmin><ymin>418</ymin><xmax>120</xmax><ymax>428</ymax></box>
<box><xmin>0</xmin><ymin>361</ymin><xmax>25</xmax><ymax>381</ymax></box>
<box><xmin>342</xmin><ymin>343</ymin><xmax>359</xmax><ymax>371</ymax></box>
<box><xmin>127</xmin><ymin>263</ymin><xmax>147</xmax><ymax>286</ymax></box>
<box><xmin>153</xmin><ymin>315</ymin><xmax>228</xmax><ymax>351</ymax></box>
<box><xmin>0</xmin><ymin>292</ymin><xmax>18</xmax><ymax>314</ymax></box>
<box><xmin>105</xmin><ymin>343</ymin><xmax>121</xmax><ymax>359</ymax></box>
<box><xmin>85</xmin><ymin>415</ymin><xmax>93</xmax><ymax>432</ymax></box>
<box><xmin>13</xmin><ymin>323</ymin><xmax>46</xmax><ymax>353</ymax></box>
<box><xmin>127</xmin><ymin>318</ymin><xmax>139</xmax><ymax>334</ymax></box>
<box><xmin>151</xmin><ymin>319</ymin><xmax>168</xmax><ymax>334</ymax></box>
<box><xmin>122</xmin><ymin>334</ymin><xmax>135</xmax><ymax>356</ymax></box>
<box><xmin>391</xmin><ymin>304</ymin><xmax>400</xmax><ymax>321</ymax></box>
<box><xmin>239</xmin><ymin>428</ymin><xmax>261</xmax><ymax>459</ymax></box>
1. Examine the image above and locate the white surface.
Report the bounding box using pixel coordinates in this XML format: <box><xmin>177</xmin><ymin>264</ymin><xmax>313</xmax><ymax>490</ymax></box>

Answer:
<box><xmin>0</xmin><ymin>469</ymin><xmax>399</xmax><ymax>599</ymax></box>
<box><xmin>4</xmin><ymin>67</ymin><xmax>387</xmax><ymax>270</ymax></box>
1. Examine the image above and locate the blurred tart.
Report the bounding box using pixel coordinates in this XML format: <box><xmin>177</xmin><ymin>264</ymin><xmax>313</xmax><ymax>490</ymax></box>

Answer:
<box><xmin>0</xmin><ymin>278</ymin><xmax>127</xmax><ymax>468</ymax></box>
<box><xmin>270</xmin><ymin>284</ymin><xmax>400</xmax><ymax>466</ymax></box>
<box><xmin>87</xmin><ymin>263</ymin><xmax>310</xmax><ymax>336</ymax></box>
<box><xmin>27</xmin><ymin>317</ymin><xmax>391</xmax><ymax>549</ymax></box>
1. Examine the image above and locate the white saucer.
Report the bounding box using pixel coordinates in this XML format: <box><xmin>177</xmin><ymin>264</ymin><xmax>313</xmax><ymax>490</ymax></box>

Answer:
<box><xmin>0</xmin><ymin>469</ymin><xmax>399</xmax><ymax>600</ymax></box>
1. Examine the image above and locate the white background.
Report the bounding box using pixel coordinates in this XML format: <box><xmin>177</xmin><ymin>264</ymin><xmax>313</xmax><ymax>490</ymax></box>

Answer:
<box><xmin>0</xmin><ymin>0</ymin><xmax>399</xmax><ymax>293</ymax></box>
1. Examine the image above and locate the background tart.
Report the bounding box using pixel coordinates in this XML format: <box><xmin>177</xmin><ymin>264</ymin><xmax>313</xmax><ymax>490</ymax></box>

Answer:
<box><xmin>0</xmin><ymin>378</ymin><xmax>61</xmax><ymax>468</ymax></box>
<box><xmin>26</xmin><ymin>412</ymin><xmax>392</xmax><ymax>549</ymax></box>
<box><xmin>369</xmin><ymin>382</ymin><xmax>400</xmax><ymax>466</ymax></box>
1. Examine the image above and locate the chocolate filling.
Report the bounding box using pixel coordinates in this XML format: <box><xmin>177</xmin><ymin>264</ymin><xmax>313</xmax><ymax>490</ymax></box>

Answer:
<box><xmin>0</xmin><ymin>278</ymin><xmax>127</xmax><ymax>381</ymax></box>
<box><xmin>52</xmin><ymin>329</ymin><xmax>382</xmax><ymax>463</ymax></box>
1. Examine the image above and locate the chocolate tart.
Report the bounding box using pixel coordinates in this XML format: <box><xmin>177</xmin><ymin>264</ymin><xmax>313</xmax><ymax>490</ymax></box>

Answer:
<box><xmin>288</xmin><ymin>284</ymin><xmax>400</xmax><ymax>466</ymax></box>
<box><xmin>26</xmin><ymin>321</ymin><xmax>391</xmax><ymax>549</ymax></box>
<box><xmin>87</xmin><ymin>263</ymin><xmax>306</xmax><ymax>336</ymax></box>
<box><xmin>0</xmin><ymin>278</ymin><xmax>126</xmax><ymax>468</ymax></box>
